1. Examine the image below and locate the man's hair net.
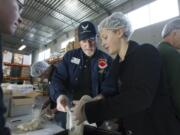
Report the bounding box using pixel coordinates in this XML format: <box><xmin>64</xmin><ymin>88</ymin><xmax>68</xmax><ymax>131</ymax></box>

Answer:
<box><xmin>31</xmin><ymin>61</ymin><xmax>50</xmax><ymax>77</ymax></box>
<box><xmin>98</xmin><ymin>12</ymin><xmax>133</xmax><ymax>39</ymax></box>
<box><xmin>161</xmin><ymin>18</ymin><xmax>180</xmax><ymax>38</ymax></box>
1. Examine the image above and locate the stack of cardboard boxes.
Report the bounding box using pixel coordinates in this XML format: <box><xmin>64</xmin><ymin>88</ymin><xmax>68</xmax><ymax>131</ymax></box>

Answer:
<box><xmin>65</xmin><ymin>41</ymin><xmax>80</xmax><ymax>52</ymax></box>
<box><xmin>21</xmin><ymin>67</ymin><xmax>30</xmax><ymax>78</ymax></box>
<box><xmin>3</xmin><ymin>85</ymin><xmax>43</xmax><ymax>117</ymax></box>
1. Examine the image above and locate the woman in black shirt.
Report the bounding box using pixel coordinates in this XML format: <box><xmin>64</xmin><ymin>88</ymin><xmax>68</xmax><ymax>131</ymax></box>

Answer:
<box><xmin>73</xmin><ymin>12</ymin><xmax>180</xmax><ymax>135</ymax></box>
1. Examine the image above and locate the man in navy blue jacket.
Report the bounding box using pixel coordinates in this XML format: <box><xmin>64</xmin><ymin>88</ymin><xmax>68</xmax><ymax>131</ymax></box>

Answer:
<box><xmin>50</xmin><ymin>21</ymin><xmax>116</xmax><ymax>127</ymax></box>
<box><xmin>0</xmin><ymin>0</ymin><xmax>23</xmax><ymax>134</ymax></box>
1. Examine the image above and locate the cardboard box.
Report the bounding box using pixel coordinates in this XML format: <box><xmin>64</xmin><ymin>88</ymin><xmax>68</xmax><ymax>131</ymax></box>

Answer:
<box><xmin>73</xmin><ymin>41</ymin><xmax>80</xmax><ymax>49</ymax></box>
<box><xmin>25</xmin><ymin>91</ymin><xmax>44</xmax><ymax>98</ymax></box>
<box><xmin>65</xmin><ymin>41</ymin><xmax>74</xmax><ymax>52</ymax></box>
<box><xmin>3</xmin><ymin>66</ymin><xmax>11</xmax><ymax>77</ymax></box>
<box><xmin>75</xmin><ymin>27</ymin><xmax>79</xmax><ymax>42</ymax></box>
<box><xmin>7</xmin><ymin>84</ymin><xmax>34</xmax><ymax>97</ymax></box>
<box><xmin>21</xmin><ymin>67</ymin><xmax>30</xmax><ymax>77</ymax></box>
<box><xmin>23</xmin><ymin>55</ymin><xmax>31</xmax><ymax>65</ymax></box>
<box><xmin>3</xmin><ymin>92</ymin><xmax>12</xmax><ymax>118</ymax></box>
<box><xmin>10</xmin><ymin>96</ymin><xmax>34</xmax><ymax>117</ymax></box>
<box><xmin>3</xmin><ymin>50</ymin><xmax>13</xmax><ymax>63</ymax></box>
<box><xmin>14</xmin><ymin>53</ymin><xmax>23</xmax><ymax>64</ymax></box>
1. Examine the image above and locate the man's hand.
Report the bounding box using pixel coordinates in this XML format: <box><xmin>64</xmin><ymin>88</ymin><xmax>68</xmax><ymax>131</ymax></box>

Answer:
<box><xmin>56</xmin><ymin>95</ymin><xmax>68</xmax><ymax>112</ymax></box>
<box><xmin>72</xmin><ymin>95</ymin><xmax>92</xmax><ymax>125</ymax></box>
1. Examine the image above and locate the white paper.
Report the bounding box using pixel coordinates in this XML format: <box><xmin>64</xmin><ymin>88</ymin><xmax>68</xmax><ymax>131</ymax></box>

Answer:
<box><xmin>23</xmin><ymin>55</ymin><xmax>31</xmax><ymax>65</ymax></box>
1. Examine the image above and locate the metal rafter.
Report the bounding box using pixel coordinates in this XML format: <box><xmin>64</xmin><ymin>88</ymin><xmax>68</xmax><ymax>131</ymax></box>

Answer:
<box><xmin>24</xmin><ymin>2</ymin><xmax>72</xmax><ymax>26</ymax></box>
<box><xmin>22</xmin><ymin>16</ymin><xmax>55</xmax><ymax>31</ymax></box>
<box><xmin>17</xmin><ymin>25</ymin><xmax>53</xmax><ymax>39</ymax></box>
<box><xmin>52</xmin><ymin>10</ymin><xmax>98</xmax><ymax>42</ymax></box>
<box><xmin>53</xmin><ymin>0</ymin><xmax>111</xmax><ymax>38</ymax></box>
<box><xmin>78</xmin><ymin>0</ymin><xmax>99</xmax><ymax>14</ymax></box>
<box><xmin>2</xmin><ymin>46</ymin><xmax>33</xmax><ymax>55</ymax></box>
<box><xmin>50</xmin><ymin>15</ymin><xmax>72</xmax><ymax>28</ymax></box>
<box><xmin>20</xmin><ymin>0</ymin><xmax>62</xmax><ymax>38</ymax></box>
<box><xmin>3</xmin><ymin>38</ymin><xmax>39</xmax><ymax>49</ymax></box>
<box><xmin>12</xmin><ymin>35</ymin><xmax>45</xmax><ymax>48</ymax></box>
<box><xmin>91</xmin><ymin>0</ymin><xmax>111</xmax><ymax>15</ymax></box>
<box><xmin>35</xmin><ymin>0</ymin><xmax>80</xmax><ymax>23</ymax></box>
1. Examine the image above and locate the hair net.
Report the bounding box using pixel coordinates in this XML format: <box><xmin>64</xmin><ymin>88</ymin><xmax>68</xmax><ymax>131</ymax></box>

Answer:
<box><xmin>98</xmin><ymin>12</ymin><xmax>133</xmax><ymax>39</ymax></box>
<box><xmin>31</xmin><ymin>61</ymin><xmax>50</xmax><ymax>77</ymax></box>
<box><xmin>161</xmin><ymin>18</ymin><xmax>180</xmax><ymax>38</ymax></box>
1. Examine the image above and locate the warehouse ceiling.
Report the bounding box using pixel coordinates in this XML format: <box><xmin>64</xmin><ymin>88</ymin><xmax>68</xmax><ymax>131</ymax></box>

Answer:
<box><xmin>2</xmin><ymin>0</ymin><xmax>129</xmax><ymax>54</ymax></box>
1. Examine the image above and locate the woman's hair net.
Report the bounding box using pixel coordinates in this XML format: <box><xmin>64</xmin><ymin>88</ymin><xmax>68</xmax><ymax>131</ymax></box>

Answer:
<box><xmin>98</xmin><ymin>12</ymin><xmax>133</xmax><ymax>39</ymax></box>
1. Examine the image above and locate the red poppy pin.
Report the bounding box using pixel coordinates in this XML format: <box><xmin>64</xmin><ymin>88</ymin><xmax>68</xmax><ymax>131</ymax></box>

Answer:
<box><xmin>98</xmin><ymin>58</ymin><xmax>108</xmax><ymax>69</ymax></box>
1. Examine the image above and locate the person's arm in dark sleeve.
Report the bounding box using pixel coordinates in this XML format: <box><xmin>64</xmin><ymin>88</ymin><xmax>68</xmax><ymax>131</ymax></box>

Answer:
<box><xmin>85</xmin><ymin>45</ymin><xmax>161</xmax><ymax>123</ymax></box>
<box><xmin>49</xmin><ymin>53</ymin><xmax>70</xmax><ymax>102</ymax></box>
<box><xmin>0</xmin><ymin>88</ymin><xmax>11</xmax><ymax>135</ymax></box>
<box><xmin>100</xmin><ymin>56</ymin><xmax>118</xmax><ymax>97</ymax></box>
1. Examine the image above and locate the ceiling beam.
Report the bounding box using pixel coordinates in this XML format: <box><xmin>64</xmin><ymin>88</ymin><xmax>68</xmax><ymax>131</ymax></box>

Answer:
<box><xmin>35</xmin><ymin>0</ymin><xmax>81</xmax><ymax>23</ymax></box>
<box><xmin>20</xmin><ymin>0</ymin><xmax>61</xmax><ymax>37</ymax></box>
<box><xmin>22</xmin><ymin>16</ymin><xmax>55</xmax><ymax>31</ymax></box>
<box><xmin>16</xmin><ymin>28</ymin><xmax>52</xmax><ymax>39</ymax></box>
<box><xmin>78</xmin><ymin>0</ymin><xmax>99</xmax><ymax>14</ymax></box>
<box><xmin>3</xmin><ymin>35</ymin><xmax>42</xmax><ymax>49</ymax></box>
<box><xmin>91</xmin><ymin>0</ymin><xmax>111</xmax><ymax>15</ymax></box>
<box><xmin>23</xmin><ymin>3</ymin><xmax>72</xmax><ymax>28</ymax></box>
<box><xmin>2</xmin><ymin>41</ymin><xmax>34</xmax><ymax>54</ymax></box>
